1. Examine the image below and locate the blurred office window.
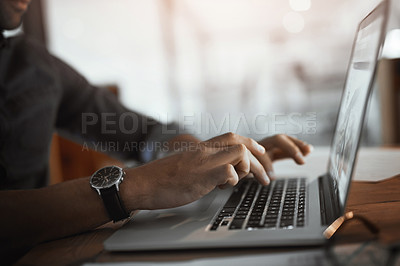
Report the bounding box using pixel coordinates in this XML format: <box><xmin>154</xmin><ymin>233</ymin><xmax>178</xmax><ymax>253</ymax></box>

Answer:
<box><xmin>43</xmin><ymin>0</ymin><xmax>394</xmax><ymax>145</ymax></box>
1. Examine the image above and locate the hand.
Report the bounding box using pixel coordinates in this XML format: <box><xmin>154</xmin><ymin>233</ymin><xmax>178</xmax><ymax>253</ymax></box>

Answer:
<box><xmin>258</xmin><ymin>134</ymin><xmax>313</xmax><ymax>178</ymax></box>
<box><xmin>202</xmin><ymin>132</ymin><xmax>269</xmax><ymax>185</ymax></box>
<box><xmin>202</xmin><ymin>133</ymin><xmax>313</xmax><ymax>183</ymax></box>
<box><xmin>121</xmin><ymin>141</ymin><xmax>256</xmax><ymax>210</ymax></box>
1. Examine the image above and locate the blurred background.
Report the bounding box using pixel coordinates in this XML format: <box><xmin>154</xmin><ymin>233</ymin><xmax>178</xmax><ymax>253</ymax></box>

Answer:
<box><xmin>7</xmin><ymin>0</ymin><xmax>400</xmax><ymax>181</ymax></box>
<box><xmin>39</xmin><ymin>0</ymin><xmax>400</xmax><ymax>144</ymax></box>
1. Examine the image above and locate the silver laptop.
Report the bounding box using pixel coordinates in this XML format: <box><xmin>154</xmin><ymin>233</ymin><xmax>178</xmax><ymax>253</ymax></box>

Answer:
<box><xmin>105</xmin><ymin>1</ymin><xmax>389</xmax><ymax>251</ymax></box>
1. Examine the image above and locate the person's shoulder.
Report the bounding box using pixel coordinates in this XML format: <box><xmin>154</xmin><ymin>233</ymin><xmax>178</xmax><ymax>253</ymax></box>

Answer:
<box><xmin>8</xmin><ymin>34</ymin><xmax>43</xmax><ymax>47</ymax></box>
<box><xmin>8</xmin><ymin>34</ymin><xmax>50</xmax><ymax>57</ymax></box>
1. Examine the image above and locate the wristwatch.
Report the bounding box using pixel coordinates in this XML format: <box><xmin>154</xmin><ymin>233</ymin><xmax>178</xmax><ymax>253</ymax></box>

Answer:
<box><xmin>90</xmin><ymin>165</ymin><xmax>130</xmax><ymax>222</ymax></box>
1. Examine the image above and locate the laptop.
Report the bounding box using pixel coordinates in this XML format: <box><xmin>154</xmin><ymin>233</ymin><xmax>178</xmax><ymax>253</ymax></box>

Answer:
<box><xmin>105</xmin><ymin>1</ymin><xmax>389</xmax><ymax>251</ymax></box>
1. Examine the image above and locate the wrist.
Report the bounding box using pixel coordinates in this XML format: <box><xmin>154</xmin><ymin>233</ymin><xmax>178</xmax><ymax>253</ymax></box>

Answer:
<box><xmin>119</xmin><ymin>166</ymin><xmax>151</xmax><ymax>211</ymax></box>
<box><xmin>89</xmin><ymin>166</ymin><xmax>130</xmax><ymax>222</ymax></box>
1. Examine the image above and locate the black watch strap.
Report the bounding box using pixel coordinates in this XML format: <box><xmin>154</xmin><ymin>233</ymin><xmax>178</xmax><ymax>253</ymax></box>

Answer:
<box><xmin>100</xmin><ymin>186</ymin><xmax>130</xmax><ymax>222</ymax></box>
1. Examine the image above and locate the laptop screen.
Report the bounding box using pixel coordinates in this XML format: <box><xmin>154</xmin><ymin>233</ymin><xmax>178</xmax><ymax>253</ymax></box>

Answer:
<box><xmin>327</xmin><ymin>1</ymin><xmax>388</xmax><ymax>213</ymax></box>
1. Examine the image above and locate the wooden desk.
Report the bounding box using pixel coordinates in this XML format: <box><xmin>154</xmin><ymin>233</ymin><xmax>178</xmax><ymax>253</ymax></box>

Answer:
<box><xmin>16</xmin><ymin>175</ymin><xmax>400</xmax><ymax>265</ymax></box>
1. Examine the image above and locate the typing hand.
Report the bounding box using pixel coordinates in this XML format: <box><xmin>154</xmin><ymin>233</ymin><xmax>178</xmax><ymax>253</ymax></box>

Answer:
<box><xmin>121</xmin><ymin>133</ymin><xmax>312</xmax><ymax>211</ymax></box>
<box><xmin>202</xmin><ymin>133</ymin><xmax>313</xmax><ymax>184</ymax></box>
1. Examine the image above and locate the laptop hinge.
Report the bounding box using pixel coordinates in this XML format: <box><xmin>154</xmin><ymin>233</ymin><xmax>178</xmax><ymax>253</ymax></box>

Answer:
<box><xmin>318</xmin><ymin>174</ymin><xmax>340</xmax><ymax>226</ymax></box>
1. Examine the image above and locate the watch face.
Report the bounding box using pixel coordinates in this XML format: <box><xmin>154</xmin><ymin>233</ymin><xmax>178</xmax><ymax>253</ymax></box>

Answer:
<box><xmin>90</xmin><ymin>166</ymin><xmax>122</xmax><ymax>189</ymax></box>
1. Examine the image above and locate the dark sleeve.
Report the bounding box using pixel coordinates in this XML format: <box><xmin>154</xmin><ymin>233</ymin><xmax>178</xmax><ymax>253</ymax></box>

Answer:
<box><xmin>52</xmin><ymin>56</ymin><xmax>180</xmax><ymax>162</ymax></box>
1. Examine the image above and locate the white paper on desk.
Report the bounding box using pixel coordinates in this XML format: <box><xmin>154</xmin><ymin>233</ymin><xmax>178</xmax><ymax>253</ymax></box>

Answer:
<box><xmin>83</xmin><ymin>249</ymin><xmax>326</xmax><ymax>266</ymax></box>
<box><xmin>273</xmin><ymin>147</ymin><xmax>400</xmax><ymax>182</ymax></box>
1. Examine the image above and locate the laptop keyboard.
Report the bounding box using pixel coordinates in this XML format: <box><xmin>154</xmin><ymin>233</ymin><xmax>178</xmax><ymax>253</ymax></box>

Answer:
<box><xmin>210</xmin><ymin>178</ymin><xmax>306</xmax><ymax>231</ymax></box>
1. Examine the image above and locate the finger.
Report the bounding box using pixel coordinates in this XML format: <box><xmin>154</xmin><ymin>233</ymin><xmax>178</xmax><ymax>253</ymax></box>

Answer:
<box><xmin>287</xmin><ymin>136</ymin><xmax>314</xmax><ymax>156</ymax></box>
<box><xmin>248</xmin><ymin>152</ymin><xmax>270</xmax><ymax>185</ymax></box>
<box><xmin>210</xmin><ymin>164</ymin><xmax>239</xmax><ymax>188</ymax></box>
<box><xmin>235</xmin><ymin>149</ymin><xmax>250</xmax><ymax>179</ymax></box>
<box><xmin>255</xmin><ymin>153</ymin><xmax>276</xmax><ymax>181</ymax></box>
<box><xmin>211</xmin><ymin>144</ymin><xmax>250</xmax><ymax>179</ymax></box>
<box><xmin>203</xmin><ymin>132</ymin><xmax>265</xmax><ymax>157</ymax></box>
<box><xmin>273</xmin><ymin>135</ymin><xmax>305</xmax><ymax>164</ymax></box>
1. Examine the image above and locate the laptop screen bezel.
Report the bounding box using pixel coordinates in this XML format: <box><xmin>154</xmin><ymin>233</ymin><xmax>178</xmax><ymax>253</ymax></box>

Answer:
<box><xmin>325</xmin><ymin>0</ymin><xmax>389</xmax><ymax>216</ymax></box>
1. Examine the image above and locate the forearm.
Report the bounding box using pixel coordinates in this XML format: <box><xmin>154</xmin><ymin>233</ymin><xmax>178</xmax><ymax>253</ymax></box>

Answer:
<box><xmin>0</xmin><ymin>135</ymin><xmax>199</xmax><ymax>247</ymax></box>
<box><xmin>0</xmin><ymin>177</ymin><xmax>114</xmax><ymax>259</ymax></box>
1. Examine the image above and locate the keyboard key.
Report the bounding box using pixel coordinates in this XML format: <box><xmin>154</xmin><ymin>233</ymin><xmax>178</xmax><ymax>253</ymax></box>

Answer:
<box><xmin>267</xmin><ymin>216</ymin><xmax>279</xmax><ymax>223</ymax></box>
<box><xmin>221</xmin><ymin>221</ymin><xmax>229</xmax><ymax>226</ymax></box>
<box><xmin>210</xmin><ymin>224</ymin><xmax>219</xmax><ymax>230</ymax></box>
<box><xmin>249</xmin><ymin>215</ymin><xmax>262</xmax><ymax>221</ymax></box>
<box><xmin>284</xmin><ymin>204</ymin><xmax>295</xmax><ymax>208</ymax></box>
<box><xmin>280</xmin><ymin>221</ymin><xmax>294</xmax><ymax>228</ymax></box>
<box><xmin>282</xmin><ymin>212</ymin><xmax>294</xmax><ymax>216</ymax></box>
<box><xmin>247</xmin><ymin>220</ymin><xmax>261</xmax><ymax>225</ymax></box>
<box><xmin>229</xmin><ymin>219</ymin><xmax>245</xmax><ymax>230</ymax></box>
<box><xmin>213</xmin><ymin>220</ymin><xmax>221</xmax><ymax>225</ymax></box>
<box><xmin>264</xmin><ymin>223</ymin><xmax>277</xmax><ymax>228</ymax></box>
<box><xmin>221</xmin><ymin>207</ymin><xmax>236</xmax><ymax>213</ymax></box>
<box><xmin>218</xmin><ymin>213</ymin><xmax>233</xmax><ymax>218</ymax></box>
<box><xmin>215</xmin><ymin>217</ymin><xmax>224</xmax><ymax>222</ymax></box>
<box><xmin>224</xmin><ymin>190</ymin><xmax>245</xmax><ymax>208</ymax></box>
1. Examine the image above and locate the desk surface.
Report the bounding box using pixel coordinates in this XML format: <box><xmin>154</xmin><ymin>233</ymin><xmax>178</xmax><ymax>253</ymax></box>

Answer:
<box><xmin>16</xmin><ymin>174</ymin><xmax>400</xmax><ymax>266</ymax></box>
